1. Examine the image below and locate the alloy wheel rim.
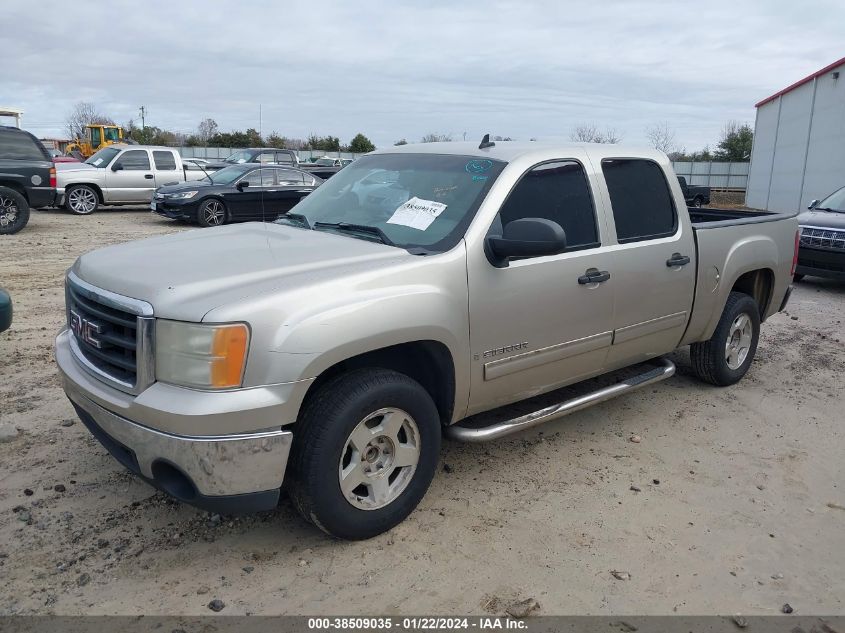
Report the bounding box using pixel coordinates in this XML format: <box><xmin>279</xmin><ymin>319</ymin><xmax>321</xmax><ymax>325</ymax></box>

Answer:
<box><xmin>69</xmin><ymin>188</ymin><xmax>96</xmax><ymax>213</ymax></box>
<box><xmin>725</xmin><ymin>313</ymin><xmax>752</xmax><ymax>369</ymax></box>
<box><xmin>203</xmin><ymin>201</ymin><xmax>224</xmax><ymax>225</ymax></box>
<box><xmin>0</xmin><ymin>196</ymin><xmax>18</xmax><ymax>227</ymax></box>
<box><xmin>338</xmin><ymin>407</ymin><xmax>421</xmax><ymax>510</ymax></box>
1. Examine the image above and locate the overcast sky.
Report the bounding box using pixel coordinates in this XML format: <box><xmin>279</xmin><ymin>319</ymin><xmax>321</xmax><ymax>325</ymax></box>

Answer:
<box><xmin>3</xmin><ymin>0</ymin><xmax>843</xmax><ymax>150</ymax></box>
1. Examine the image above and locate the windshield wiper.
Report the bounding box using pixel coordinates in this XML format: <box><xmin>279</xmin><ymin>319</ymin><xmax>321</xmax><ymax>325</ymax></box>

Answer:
<box><xmin>313</xmin><ymin>222</ymin><xmax>396</xmax><ymax>246</ymax></box>
<box><xmin>276</xmin><ymin>212</ymin><xmax>312</xmax><ymax>228</ymax></box>
<box><xmin>813</xmin><ymin>207</ymin><xmax>843</xmax><ymax>213</ymax></box>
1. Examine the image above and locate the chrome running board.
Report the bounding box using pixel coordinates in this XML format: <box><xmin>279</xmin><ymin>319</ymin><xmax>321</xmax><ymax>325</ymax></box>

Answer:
<box><xmin>445</xmin><ymin>358</ymin><xmax>676</xmax><ymax>443</ymax></box>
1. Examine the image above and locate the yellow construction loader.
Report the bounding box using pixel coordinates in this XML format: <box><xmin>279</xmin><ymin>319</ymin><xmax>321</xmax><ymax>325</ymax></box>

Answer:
<box><xmin>65</xmin><ymin>124</ymin><xmax>125</xmax><ymax>158</ymax></box>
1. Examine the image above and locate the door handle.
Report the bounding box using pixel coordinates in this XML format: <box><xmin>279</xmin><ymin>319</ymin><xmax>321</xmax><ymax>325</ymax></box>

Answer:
<box><xmin>578</xmin><ymin>268</ymin><xmax>611</xmax><ymax>284</ymax></box>
<box><xmin>144</xmin><ymin>174</ymin><xmax>154</xmax><ymax>179</ymax></box>
<box><xmin>666</xmin><ymin>253</ymin><xmax>691</xmax><ymax>267</ymax></box>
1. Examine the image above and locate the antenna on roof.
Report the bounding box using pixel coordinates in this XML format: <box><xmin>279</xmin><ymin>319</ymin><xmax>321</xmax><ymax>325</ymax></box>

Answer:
<box><xmin>478</xmin><ymin>133</ymin><xmax>495</xmax><ymax>150</ymax></box>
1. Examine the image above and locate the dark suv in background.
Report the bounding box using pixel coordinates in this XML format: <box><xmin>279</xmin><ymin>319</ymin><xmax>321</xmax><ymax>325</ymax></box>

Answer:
<box><xmin>0</xmin><ymin>126</ymin><xmax>56</xmax><ymax>234</ymax></box>
<box><xmin>795</xmin><ymin>186</ymin><xmax>845</xmax><ymax>282</ymax></box>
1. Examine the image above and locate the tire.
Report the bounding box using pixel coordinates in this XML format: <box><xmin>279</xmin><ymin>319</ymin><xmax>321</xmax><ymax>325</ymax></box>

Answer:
<box><xmin>65</xmin><ymin>185</ymin><xmax>99</xmax><ymax>215</ymax></box>
<box><xmin>0</xmin><ymin>187</ymin><xmax>30</xmax><ymax>235</ymax></box>
<box><xmin>793</xmin><ymin>274</ymin><xmax>804</xmax><ymax>283</ymax></box>
<box><xmin>690</xmin><ymin>291</ymin><xmax>760</xmax><ymax>386</ymax></box>
<box><xmin>196</xmin><ymin>198</ymin><xmax>227</xmax><ymax>227</ymax></box>
<box><xmin>288</xmin><ymin>368</ymin><xmax>441</xmax><ymax>540</ymax></box>
<box><xmin>693</xmin><ymin>196</ymin><xmax>703</xmax><ymax>208</ymax></box>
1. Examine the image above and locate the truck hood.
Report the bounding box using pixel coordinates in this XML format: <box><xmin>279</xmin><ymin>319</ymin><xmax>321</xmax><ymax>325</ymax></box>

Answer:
<box><xmin>798</xmin><ymin>210</ymin><xmax>845</xmax><ymax>230</ymax></box>
<box><xmin>73</xmin><ymin>223</ymin><xmax>411</xmax><ymax>321</ymax></box>
<box><xmin>56</xmin><ymin>161</ymin><xmax>98</xmax><ymax>175</ymax></box>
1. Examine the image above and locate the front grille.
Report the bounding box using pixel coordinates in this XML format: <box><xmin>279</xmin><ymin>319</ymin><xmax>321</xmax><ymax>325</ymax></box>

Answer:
<box><xmin>66</xmin><ymin>272</ymin><xmax>154</xmax><ymax>394</ymax></box>
<box><xmin>800</xmin><ymin>226</ymin><xmax>845</xmax><ymax>251</ymax></box>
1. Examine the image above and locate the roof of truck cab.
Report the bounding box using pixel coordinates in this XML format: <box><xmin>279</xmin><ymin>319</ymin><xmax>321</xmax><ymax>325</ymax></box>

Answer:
<box><xmin>107</xmin><ymin>144</ymin><xmax>179</xmax><ymax>151</ymax></box>
<box><xmin>371</xmin><ymin>141</ymin><xmax>667</xmax><ymax>163</ymax></box>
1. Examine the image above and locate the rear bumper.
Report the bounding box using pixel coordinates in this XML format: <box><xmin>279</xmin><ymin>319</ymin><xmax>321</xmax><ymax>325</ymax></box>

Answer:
<box><xmin>67</xmin><ymin>389</ymin><xmax>291</xmax><ymax>514</ymax></box>
<box><xmin>796</xmin><ymin>246</ymin><xmax>845</xmax><ymax>280</ymax></box>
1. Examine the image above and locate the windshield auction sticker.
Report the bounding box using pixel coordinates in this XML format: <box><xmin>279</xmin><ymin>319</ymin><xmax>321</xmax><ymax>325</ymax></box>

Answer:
<box><xmin>387</xmin><ymin>196</ymin><xmax>447</xmax><ymax>230</ymax></box>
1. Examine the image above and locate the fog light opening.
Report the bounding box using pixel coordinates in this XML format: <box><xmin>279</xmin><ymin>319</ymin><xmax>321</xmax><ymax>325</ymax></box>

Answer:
<box><xmin>151</xmin><ymin>460</ymin><xmax>198</xmax><ymax>502</ymax></box>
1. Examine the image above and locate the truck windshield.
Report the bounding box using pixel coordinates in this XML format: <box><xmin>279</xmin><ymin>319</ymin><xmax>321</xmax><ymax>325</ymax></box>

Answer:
<box><xmin>85</xmin><ymin>147</ymin><xmax>120</xmax><ymax>168</ymax></box>
<box><xmin>224</xmin><ymin>150</ymin><xmax>253</xmax><ymax>164</ymax></box>
<box><xmin>276</xmin><ymin>153</ymin><xmax>506</xmax><ymax>253</ymax></box>
<box><xmin>815</xmin><ymin>186</ymin><xmax>845</xmax><ymax>213</ymax></box>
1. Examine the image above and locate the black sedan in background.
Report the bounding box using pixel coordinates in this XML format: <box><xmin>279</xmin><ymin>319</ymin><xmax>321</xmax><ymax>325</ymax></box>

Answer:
<box><xmin>151</xmin><ymin>164</ymin><xmax>321</xmax><ymax>227</ymax></box>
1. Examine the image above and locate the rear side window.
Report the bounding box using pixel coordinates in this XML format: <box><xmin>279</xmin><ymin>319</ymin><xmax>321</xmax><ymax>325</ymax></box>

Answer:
<box><xmin>119</xmin><ymin>150</ymin><xmax>151</xmax><ymax>170</ymax></box>
<box><xmin>275</xmin><ymin>152</ymin><xmax>294</xmax><ymax>164</ymax></box>
<box><xmin>0</xmin><ymin>129</ymin><xmax>48</xmax><ymax>160</ymax></box>
<box><xmin>602</xmin><ymin>159</ymin><xmax>677</xmax><ymax>242</ymax></box>
<box><xmin>153</xmin><ymin>151</ymin><xmax>177</xmax><ymax>170</ymax></box>
<box><xmin>496</xmin><ymin>160</ymin><xmax>599</xmax><ymax>250</ymax></box>
<box><xmin>275</xmin><ymin>168</ymin><xmax>304</xmax><ymax>185</ymax></box>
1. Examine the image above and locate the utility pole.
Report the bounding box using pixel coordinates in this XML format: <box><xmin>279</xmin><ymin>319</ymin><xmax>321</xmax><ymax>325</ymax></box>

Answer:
<box><xmin>259</xmin><ymin>104</ymin><xmax>262</xmax><ymax>139</ymax></box>
<box><xmin>139</xmin><ymin>105</ymin><xmax>146</xmax><ymax>130</ymax></box>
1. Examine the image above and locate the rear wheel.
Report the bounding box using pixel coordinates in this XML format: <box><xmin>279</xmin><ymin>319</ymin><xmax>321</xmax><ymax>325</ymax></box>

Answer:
<box><xmin>0</xmin><ymin>187</ymin><xmax>30</xmax><ymax>235</ymax></box>
<box><xmin>690</xmin><ymin>291</ymin><xmax>760</xmax><ymax>386</ymax></box>
<box><xmin>288</xmin><ymin>368</ymin><xmax>441</xmax><ymax>540</ymax></box>
<box><xmin>197</xmin><ymin>198</ymin><xmax>227</xmax><ymax>227</ymax></box>
<box><xmin>65</xmin><ymin>185</ymin><xmax>99</xmax><ymax>215</ymax></box>
<box><xmin>693</xmin><ymin>196</ymin><xmax>704</xmax><ymax>208</ymax></box>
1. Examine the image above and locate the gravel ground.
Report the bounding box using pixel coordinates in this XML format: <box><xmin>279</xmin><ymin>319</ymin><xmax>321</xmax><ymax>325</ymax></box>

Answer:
<box><xmin>1</xmin><ymin>207</ymin><xmax>844</xmax><ymax>616</ymax></box>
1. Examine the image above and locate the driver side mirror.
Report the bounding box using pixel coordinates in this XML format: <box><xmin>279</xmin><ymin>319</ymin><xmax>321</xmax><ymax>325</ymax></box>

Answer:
<box><xmin>111</xmin><ymin>163</ymin><xmax>123</xmax><ymax>172</ymax></box>
<box><xmin>487</xmin><ymin>218</ymin><xmax>567</xmax><ymax>267</ymax></box>
<box><xmin>808</xmin><ymin>199</ymin><xmax>819</xmax><ymax>210</ymax></box>
<box><xmin>236</xmin><ymin>181</ymin><xmax>250</xmax><ymax>191</ymax></box>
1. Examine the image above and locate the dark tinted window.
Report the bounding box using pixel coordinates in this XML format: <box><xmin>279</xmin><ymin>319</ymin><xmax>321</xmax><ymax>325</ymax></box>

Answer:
<box><xmin>153</xmin><ymin>150</ymin><xmax>177</xmax><ymax>170</ymax></box>
<box><xmin>118</xmin><ymin>150</ymin><xmax>150</xmax><ymax>170</ymax></box>
<box><xmin>0</xmin><ymin>129</ymin><xmax>48</xmax><ymax>160</ymax></box>
<box><xmin>496</xmin><ymin>160</ymin><xmax>599</xmax><ymax>250</ymax></box>
<box><xmin>602</xmin><ymin>159</ymin><xmax>677</xmax><ymax>242</ymax></box>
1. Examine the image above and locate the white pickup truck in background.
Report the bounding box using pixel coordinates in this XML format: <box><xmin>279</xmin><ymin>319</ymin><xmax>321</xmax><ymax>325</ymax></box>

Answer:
<box><xmin>56</xmin><ymin>145</ymin><xmax>209</xmax><ymax>215</ymax></box>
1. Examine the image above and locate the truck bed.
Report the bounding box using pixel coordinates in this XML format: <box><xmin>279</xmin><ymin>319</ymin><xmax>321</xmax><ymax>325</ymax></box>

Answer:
<box><xmin>689</xmin><ymin>207</ymin><xmax>793</xmax><ymax>229</ymax></box>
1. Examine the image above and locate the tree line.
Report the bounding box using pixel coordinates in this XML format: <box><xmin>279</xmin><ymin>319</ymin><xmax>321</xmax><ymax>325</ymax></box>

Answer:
<box><xmin>64</xmin><ymin>103</ymin><xmax>376</xmax><ymax>153</ymax></box>
<box><xmin>568</xmin><ymin>120</ymin><xmax>754</xmax><ymax>162</ymax></box>
<box><xmin>64</xmin><ymin>102</ymin><xmax>754</xmax><ymax>161</ymax></box>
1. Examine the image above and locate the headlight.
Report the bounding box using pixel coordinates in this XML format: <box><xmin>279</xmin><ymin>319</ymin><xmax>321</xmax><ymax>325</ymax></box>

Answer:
<box><xmin>155</xmin><ymin>320</ymin><xmax>249</xmax><ymax>389</ymax></box>
<box><xmin>167</xmin><ymin>191</ymin><xmax>198</xmax><ymax>200</ymax></box>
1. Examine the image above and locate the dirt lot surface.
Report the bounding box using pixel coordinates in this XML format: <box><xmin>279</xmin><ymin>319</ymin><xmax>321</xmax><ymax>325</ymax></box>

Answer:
<box><xmin>1</xmin><ymin>208</ymin><xmax>844</xmax><ymax>616</ymax></box>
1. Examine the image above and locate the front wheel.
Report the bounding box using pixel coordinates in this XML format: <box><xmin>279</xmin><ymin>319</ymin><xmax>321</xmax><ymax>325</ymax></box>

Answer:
<box><xmin>690</xmin><ymin>291</ymin><xmax>760</xmax><ymax>386</ymax></box>
<box><xmin>65</xmin><ymin>185</ymin><xmax>99</xmax><ymax>215</ymax></box>
<box><xmin>287</xmin><ymin>368</ymin><xmax>441</xmax><ymax>540</ymax></box>
<box><xmin>0</xmin><ymin>187</ymin><xmax>30</xmax><ymax>235</ymax></box>
<box><xmin>196</xmin><ymin>198</ymin><xmax>227</xmax><ymax>227</ymax></box>
<box><xmin>693</xmin><ymin>196</ymin><xmax>704</xmax><ymax>208</ymax></box>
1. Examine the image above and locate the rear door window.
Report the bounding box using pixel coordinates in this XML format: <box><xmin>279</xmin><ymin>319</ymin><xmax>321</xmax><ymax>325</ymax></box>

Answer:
<box><xmin>496</xmin><ymin>160</ymin><xmax>599</xmax><ymax>251</ymax></box>
<box><xmin>275</xmin><ymin>168</ymin><xmax>304</xmax><ymax>185</ymax></box>
<box><xmin>153</xmin><ymin>151</ymin><xmax>177</xmax><ymax>170</ymax></box>
<box><xmin>602</xmin><ymin>159</ymin><xmax>677</xmax><ymax>242</ymax></box>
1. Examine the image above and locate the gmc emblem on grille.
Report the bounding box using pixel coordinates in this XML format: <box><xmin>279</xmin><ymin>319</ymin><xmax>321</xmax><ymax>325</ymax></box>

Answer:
<box><xmin>69</xmin><ymin>309</ymin><xmax>104</xmax><ymax>349</ymax></box>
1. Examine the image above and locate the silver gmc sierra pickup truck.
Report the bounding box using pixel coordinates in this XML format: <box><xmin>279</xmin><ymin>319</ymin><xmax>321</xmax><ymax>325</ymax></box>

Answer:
<box><xmin>55</xmin><ymin>138</ymin><xmax>798</xmax><ymax>539</ymax></box>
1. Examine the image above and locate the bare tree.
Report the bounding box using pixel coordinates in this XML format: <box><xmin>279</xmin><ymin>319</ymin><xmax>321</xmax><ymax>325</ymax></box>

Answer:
<box><xmin>65</xmin><ymin>102</ymin><xmax>114</xmax><ymax>140</ymax></box>
<box><xmin>569</xmin><ymin>123</ymin><xmax>622</xmax><ymax>144</ymax></box>
<box><xmin>645</xmin><ymin>121</ymin><xmax>680</xmax><ymax>154</ymax></box>
<box><xmin>420</xmin><ymin>133</ymin><xmax>452</xmax><ymax>143</ymax></box>
<box><xmin>196</xmin><ymin>118</ymin><xmax>219</xmax><ymax>143</ymax></box>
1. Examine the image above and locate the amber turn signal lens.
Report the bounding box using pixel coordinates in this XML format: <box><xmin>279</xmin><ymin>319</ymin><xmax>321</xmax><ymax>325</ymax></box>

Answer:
<box><xmin>210</xmin><ymin>324</ymin><xmax>249</xmax><ymax>388</ymax></box>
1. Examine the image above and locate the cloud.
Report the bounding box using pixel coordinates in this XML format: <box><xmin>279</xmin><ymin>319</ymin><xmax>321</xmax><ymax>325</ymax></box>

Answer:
<box><xmin>3</xmin><ymin>0</ymin><xmax>843</xmax><ymax>150</ymax></box>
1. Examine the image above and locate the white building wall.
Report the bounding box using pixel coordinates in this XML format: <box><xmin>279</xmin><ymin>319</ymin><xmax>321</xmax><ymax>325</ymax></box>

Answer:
<box><xmin>746</xmin><ymin>60</ymin><xmax>845</xmax><ymax>212</ymax></box>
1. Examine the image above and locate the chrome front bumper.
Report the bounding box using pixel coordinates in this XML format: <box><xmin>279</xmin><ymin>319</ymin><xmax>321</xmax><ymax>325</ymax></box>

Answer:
<box><xmin>57</xmin><ymin>328</ymin><xmax>295</xmax><ymax>513</ymax></box>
